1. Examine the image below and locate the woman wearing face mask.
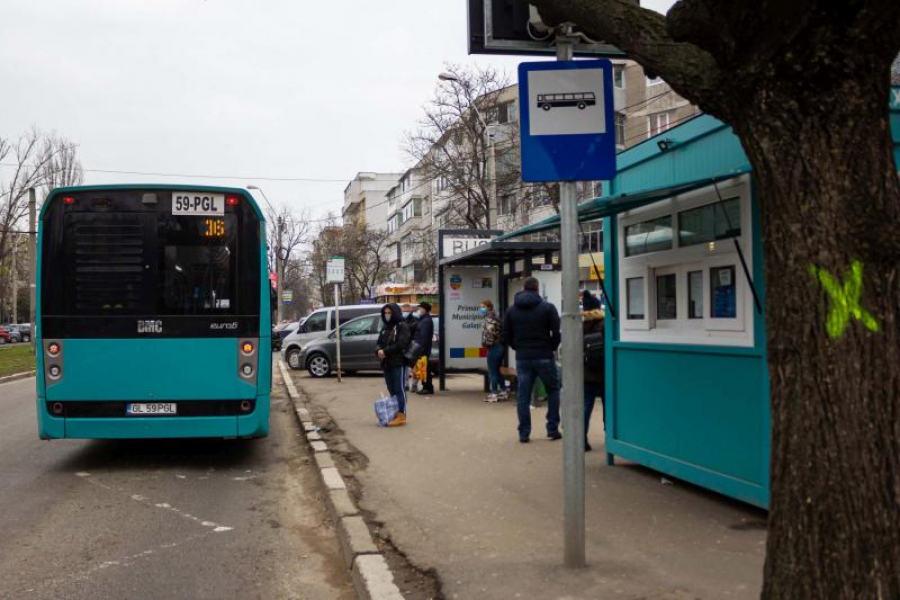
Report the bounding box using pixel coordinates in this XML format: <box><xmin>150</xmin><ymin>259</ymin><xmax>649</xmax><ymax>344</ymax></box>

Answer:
<box><xmin>480</xmin><ymin>300</ymin><xmax>506</xmax><ymax>402</ymax></box>
<box><xmin>376</xmin><ymin>303</ymin><xmax>411</xmax><ymax>426</ymax></box>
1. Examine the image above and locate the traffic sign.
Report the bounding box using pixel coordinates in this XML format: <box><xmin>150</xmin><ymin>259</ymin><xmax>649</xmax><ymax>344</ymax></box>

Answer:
<box><xmin>326</xmin><ymin>257</ymin><xmax>345</xmax><ymax>284</ymax></box>
<box><xmin>281</xmin><ymin>290</ymin><xmax>294</xmax><ymax>303</ymax></box>
<box><xmin>518</xmin><ymin>60</ymin><xmax>617</xmax><ymax>182</ymax></box>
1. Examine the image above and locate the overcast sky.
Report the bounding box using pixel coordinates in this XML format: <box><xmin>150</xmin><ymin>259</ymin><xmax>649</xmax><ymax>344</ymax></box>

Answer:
<box><xmin>0</xmin><ymin>0</ymin><xmax>675</xmax><ymax>217</ymax></box>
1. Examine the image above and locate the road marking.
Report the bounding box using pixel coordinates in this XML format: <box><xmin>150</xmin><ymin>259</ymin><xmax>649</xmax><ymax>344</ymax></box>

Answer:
<box><xmin>75</xmin><ymin>472</ymin><xmax>234</xmax><ymax>533</ymax></box>
<box><xmin>16</xmin><ymin>530</ymin><xmax>215</xmax><ymax>594</ymax></box>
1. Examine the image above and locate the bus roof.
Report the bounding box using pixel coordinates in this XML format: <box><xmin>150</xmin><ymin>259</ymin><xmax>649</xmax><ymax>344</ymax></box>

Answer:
<box><xmin>42</xmin><ymin>184</ymin><xmax>266</xmax><ymax>221</ymax></box>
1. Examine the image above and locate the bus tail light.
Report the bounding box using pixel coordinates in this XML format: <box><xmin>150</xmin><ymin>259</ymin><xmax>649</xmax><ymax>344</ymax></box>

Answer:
<box><xmin>226</xmin><ymin>196</ymin><xmax>239</xmax><ymax>206</ymax></box>
<box><xmin>62</xmin><ymin>196</ymin><xmax>75</xmax><ymax>205</ymax></box>
<box><xmin>45</xmin><ymin>340</ymin><xmax>64</xmax><ymax>385</ymax></box>
<box><xmin>237</xmin><ymin>339</ymin><xmax>257</xmax><ymax>381</ymax></box>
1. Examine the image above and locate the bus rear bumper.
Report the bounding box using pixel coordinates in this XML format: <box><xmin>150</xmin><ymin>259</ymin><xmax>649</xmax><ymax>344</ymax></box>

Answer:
<box><xmin>36</xmin><ymin>396</ymin><xmax>270</xmax><ymax>440</ymax></box>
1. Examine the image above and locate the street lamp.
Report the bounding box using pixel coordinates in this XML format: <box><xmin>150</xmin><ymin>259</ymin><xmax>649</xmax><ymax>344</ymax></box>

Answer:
<box><xmin>247</xmin><ymin>184</ymin><xmax>285</xmax><ymax>324</ymax></box>
<box><xmin>437</xmin><ymin>72</ymin><xmax>497</xmax><ymax>230</ymax></box>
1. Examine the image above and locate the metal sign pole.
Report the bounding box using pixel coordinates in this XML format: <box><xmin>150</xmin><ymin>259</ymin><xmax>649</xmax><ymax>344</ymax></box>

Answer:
<box><xmin>556</xmin><ymin>33</ymin><xmax>586</xmax><ymax>569</ymax></box>
<box><xmin>28</xmin><ymin>188</ymin><xmax>36</xmax><ymax>356</ymax></box>
<box><xmin>334</xmin><ymin>283</ymin><xmax>342</xmax><ymax>383</ymax></box>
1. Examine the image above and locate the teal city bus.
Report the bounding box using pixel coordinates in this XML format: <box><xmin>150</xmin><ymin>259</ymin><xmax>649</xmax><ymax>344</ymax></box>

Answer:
<box><xmin>35</xmin><ymin>185</ymin><xmax>272</xmax><ymax>439</ymax></box>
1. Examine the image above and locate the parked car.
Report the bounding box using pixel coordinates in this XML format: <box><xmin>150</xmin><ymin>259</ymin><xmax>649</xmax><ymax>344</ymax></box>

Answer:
<box><xmin>272</xmin><ymin>321</ymin><xmax>301</xmax><ymax>351</ymax></box>
<box><xmin>0</xmin><ymin>327</ymin><xmax>14</xmax><ymax>344</ymax></box>
<box><xmin>13</xmin><ymin>323</ymin><xmax>31</xmax><ymax>342</ymax></box>
<box><xmin>297</xmin><ymin>314</ymin><xmax>440</xmax><ymax>378</ymax></box>
<box><xmin>282</xmin><ymin>305</ymin><xmax>383</xmax><ymax>370</ymax></box>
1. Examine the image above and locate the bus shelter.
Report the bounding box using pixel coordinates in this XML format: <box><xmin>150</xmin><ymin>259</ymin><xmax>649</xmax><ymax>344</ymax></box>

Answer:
<box><xmin>437</xmin><ymin>235</ymin><xmax>559</xmax><ymax>391</ymax></box>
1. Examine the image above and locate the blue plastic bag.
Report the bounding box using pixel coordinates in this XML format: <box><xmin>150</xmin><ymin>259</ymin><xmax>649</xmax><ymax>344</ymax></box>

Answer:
<box><xmin>374</xmin><ymin>394</ymin><xmax>399</xmax><ymax>427</ymax></box>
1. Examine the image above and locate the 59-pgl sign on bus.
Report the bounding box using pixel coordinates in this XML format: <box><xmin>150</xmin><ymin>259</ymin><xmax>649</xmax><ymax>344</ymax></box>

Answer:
<box><xmin>173</xmin><ymin>192</ymin><xmax>225</xmax><ymax>216</ymax></box>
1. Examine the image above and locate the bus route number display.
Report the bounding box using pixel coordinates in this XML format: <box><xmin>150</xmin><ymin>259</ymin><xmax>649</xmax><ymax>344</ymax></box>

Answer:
<box><xmin>173</xmin><ymin>192</ymin><xmax>224</xmax><ymax>216</ymax></box>
<box><xmin>202</xmin><ymin>218</ymin><xmax>226</xmax><ymax>238</ymax></box>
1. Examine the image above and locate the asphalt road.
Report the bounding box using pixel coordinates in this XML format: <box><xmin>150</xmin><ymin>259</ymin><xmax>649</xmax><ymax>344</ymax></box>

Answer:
<box><xmin>0</xmin><ymin>377</ymin><xmax>354</xmax><ymax>600</ymax></box>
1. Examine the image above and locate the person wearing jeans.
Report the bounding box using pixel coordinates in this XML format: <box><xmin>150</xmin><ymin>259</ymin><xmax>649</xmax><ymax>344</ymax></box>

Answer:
<box><xmin>376</xmin><ymin>303</ymin><xmax>411</xmax><ymax>427</ymax></box>
<box><xmin>501</xmin><ymin>277</ymin><xmax>562</xmax><ymax>443</ymax></box>
<box><xmin>514</xmin><ymin>358</ymin><xmax>561</xmax><ymax>441</ymax></box>
<box><xmin>480</xmin><ymin>300</ymin><xmax>506</xmax><ymax>402</ymax></box>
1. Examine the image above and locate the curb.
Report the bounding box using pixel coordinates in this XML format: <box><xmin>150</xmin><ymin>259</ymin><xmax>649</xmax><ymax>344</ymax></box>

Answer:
<box><xmin>0</xmin><ymin>371</ymin><xmax>35</xmax><ymax>385</ymax></box>
<box><xmin>277</xmin><ymin>360</ymin><xmax>405</xmax><ymax>600</ymax></box>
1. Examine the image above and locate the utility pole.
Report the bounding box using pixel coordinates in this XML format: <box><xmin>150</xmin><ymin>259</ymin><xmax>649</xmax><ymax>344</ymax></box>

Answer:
<box><xmin>29</xmin><ymin>188</ymin><xmax>36</xmax><ymax>355</ymax></box>
<box><xmin>486</xmin><ymin>128</ymin><xmax>497</xmax><ymax>230</ymax></box>
<box><xmin>11</xmin><ymin>234</ymin><xmax>17</xmax><ymax>324</ymax></box>
<box><xmin>276</xmin><ymin>216</ymin><xmax>284</xmax><ymax>324</ymax></box>
<box><xmin>247</xmin><ymin>185</ymin><xmax>283</xmax><ymax>324</ymax></box>
<box><xmin>556</xmin><ymin>32</ymin><xmax>586</xmax><ymax>569</ymax></box>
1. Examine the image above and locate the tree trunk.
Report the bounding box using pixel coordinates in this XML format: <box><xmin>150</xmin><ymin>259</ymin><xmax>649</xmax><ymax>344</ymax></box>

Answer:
<box><xmin>730</xmin><ymin>76</ymin><xmax>900</xmax><ymax>598</ymax></box>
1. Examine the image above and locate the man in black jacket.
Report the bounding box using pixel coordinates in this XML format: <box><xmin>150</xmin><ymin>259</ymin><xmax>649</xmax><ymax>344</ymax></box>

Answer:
<box><xmin>376</xmin><ymin>303</ymin><xmax>411</xmax><ymax>427</ymax></box>
<box><xmin>502</xmin><ymin>277</ymin><xmax>562</xmax><ymax>443</ymax></box>
<box><xmin>413</xmin><ymin>302</ymin><xmax>435</xmax><ymax>395</ymax></box>
<box><xmin>402</xmin><ymin>303</ymin><xmax>418</xmax><ymax>393</ymax></box>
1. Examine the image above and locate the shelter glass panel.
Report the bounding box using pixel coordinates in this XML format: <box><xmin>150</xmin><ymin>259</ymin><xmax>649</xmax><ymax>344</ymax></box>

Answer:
<box><xmin>625</xmin><ymin>216</ymin><xmax>672</xmax><ymax>257</ymax></box>
<box><xmin>678</xmin><ymin>197</ymin><xmax>741</xmax><ymax>247</ymax></box>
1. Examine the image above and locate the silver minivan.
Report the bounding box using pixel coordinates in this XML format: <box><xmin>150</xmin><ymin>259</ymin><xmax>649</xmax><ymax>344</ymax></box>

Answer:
<box><xmin>298</xmin><ymin>314</ymin><xmax>440</xmax><ymax>378</ymax></box>
<box><xmin>282</xmin><ymin>304</ymin><xmax>382</xmax><ymax>369</ymax></box>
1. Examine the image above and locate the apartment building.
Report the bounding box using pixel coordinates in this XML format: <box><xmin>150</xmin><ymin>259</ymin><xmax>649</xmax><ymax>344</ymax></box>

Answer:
<box><xmin>614</xmin><ymin>61</ymin><xmax>699</xmax><ymax>150</ymax></box>
<box><xmin>342</xmin><ymin>171</ymin><xmax>402</xmax><ymax>230</ymax></box>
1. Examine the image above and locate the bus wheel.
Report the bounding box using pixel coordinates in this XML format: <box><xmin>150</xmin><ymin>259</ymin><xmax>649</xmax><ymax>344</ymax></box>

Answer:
<box><xmin>286</xmin><ymin>348</ymin><xmax>302</xmax><ymax>370</ymax></box>
<box><xmin>306</xmin><ymin>354</ymin><xmax>331</xmax><ymax>378</ymax></box>
<box><xmin>577</xmin><ymin>102</ymin><xmax>586</xmax><ymax>109</ymax></box>
<box><xmin>542</xmin><ymin>103</ymin><xmax>551</xmax><ymax>111</ymax></box>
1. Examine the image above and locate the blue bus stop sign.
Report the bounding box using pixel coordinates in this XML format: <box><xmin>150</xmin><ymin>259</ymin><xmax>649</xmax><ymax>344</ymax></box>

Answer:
<box><xmin>518</xmin><ymin>60</ymin><xmax>617</xmax><ymax>182</ymax></box>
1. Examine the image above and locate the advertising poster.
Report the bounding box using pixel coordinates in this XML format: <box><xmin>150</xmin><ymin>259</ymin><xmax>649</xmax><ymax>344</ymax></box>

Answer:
<box><xmin>443</xmin><ymin>267</ymin><xmax>498</xmax><ymax>369</ymax></box>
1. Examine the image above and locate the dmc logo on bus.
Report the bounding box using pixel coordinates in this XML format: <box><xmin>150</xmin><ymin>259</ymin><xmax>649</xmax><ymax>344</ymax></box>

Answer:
<box><xmin>137</xmin><ymin>320</ymin><xmax>163</xmax><ymax>334</ymax></box>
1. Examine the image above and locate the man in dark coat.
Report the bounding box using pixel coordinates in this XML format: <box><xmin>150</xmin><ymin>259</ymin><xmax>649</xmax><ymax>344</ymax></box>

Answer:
<box><xmin>502</xmin><ymin>277</ymin><xmax>562</xmax><ymax>443</ymax></box>
<box><xmin>376</xmin><ymin>303</ymin><xmax>411</xmax><ymax>426</ymax></box>
<box><xmin>413</xmin><ymin>302</ymin><xmax>435</xmax><ymax>395</ymax></box>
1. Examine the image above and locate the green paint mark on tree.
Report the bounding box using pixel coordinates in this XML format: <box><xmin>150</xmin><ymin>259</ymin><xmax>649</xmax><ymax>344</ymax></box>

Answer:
<box><xmin>809</xmin><ymin>260</ymin><xmax>880</xmax><ymax>339</ymax></box>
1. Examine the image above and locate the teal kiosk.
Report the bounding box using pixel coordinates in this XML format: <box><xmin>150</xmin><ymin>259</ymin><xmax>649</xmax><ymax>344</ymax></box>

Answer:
<box><xmin>502</xmin><ymin>88</ymin><xmax>900</xmax><ymax>509</ymax></box>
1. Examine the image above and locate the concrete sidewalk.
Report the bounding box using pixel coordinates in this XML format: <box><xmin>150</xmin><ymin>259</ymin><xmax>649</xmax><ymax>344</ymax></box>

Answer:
<box><xmin>289</xmin><ymin>371</ymin><xmax>767</xmax><ymax>600</ymax></box>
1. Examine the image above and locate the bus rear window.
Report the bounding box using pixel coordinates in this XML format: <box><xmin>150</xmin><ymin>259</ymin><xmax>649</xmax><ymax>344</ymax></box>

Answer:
<box><xmin>157</xmin><ymin>215</ymin><xmax>237</xmax><ymax>315</ymax></box>
<box><xmin>50</xmin><ymin>212</ymin><xmax>240</xmax><ymax>317</ymax></box>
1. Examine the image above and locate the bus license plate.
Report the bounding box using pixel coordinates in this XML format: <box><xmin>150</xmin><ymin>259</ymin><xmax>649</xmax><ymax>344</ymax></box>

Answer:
<box><xmin>127</xmin><ymin>403</ymin><xmax>177</xmax><ymax>415</ymax></box>
<box><xmin>172</xmin><ymin>192</ymin><xmax>224</xmax><ymax>216</ymax></box>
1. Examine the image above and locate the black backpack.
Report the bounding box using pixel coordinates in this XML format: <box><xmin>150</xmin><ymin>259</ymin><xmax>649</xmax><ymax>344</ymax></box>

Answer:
<box><xmin>584</xmin><ymin>332</ymin><xmax>604</xmax><ymax>367</ymax></box>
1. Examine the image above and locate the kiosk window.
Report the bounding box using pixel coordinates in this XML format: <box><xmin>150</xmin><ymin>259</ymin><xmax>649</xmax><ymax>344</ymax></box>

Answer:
<box><xmin>679</xmin><ymin>198</ymin><xmax>741</xmax><ymax>247</ymax></box>
<box><xmin>656</xmin><ymin>274</ymin><xmax>677</xmax><ymax>320</ymax></box>
<box><xmin>688</xmin><ymin>270</ymin><xmax>704</xmax><ymax>319</ymax></box>
<box><xmin>711</xmin><ymin>266</ymin><xmax>737</xmax><ymax>318</ymax></box>
<box><xmin>626</xmin><ymin>277</ymin><xmax>645</xmax><ymax>319</ymax></box>
<box><xmin>625</xmin><ymin>216</ymin><xmax>673</xmax><ymax>257</ymax></box>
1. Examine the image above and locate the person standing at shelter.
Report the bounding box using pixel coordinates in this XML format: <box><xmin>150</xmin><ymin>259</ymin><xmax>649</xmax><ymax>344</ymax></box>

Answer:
<box><xmin>413</xmin><ymin>302</ymin><xmax>435</xmax><ymax>395</ymax></box>
<box><xmin>502</xmin><ymin>277</ymin><xmax>561</xmax><ymax>443</ymax></box>
<box><xmin>376</xmin><ymin>303</ymin><xmax>411</xmax><ymax>427</ymax></box>
<box><xmin>581</xmin><ymin>290</ymin><xmax>606</xmax><ymax>451</ymax></box>
<box><xmin>480</xmin><ymin>300</ymin><xmax>506</xmax><ymax>402</ymax></box>
<box><xmin>401</xmin><ymin>303</ymin><xmax>418</xmax><ymax>393</ymax></box>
